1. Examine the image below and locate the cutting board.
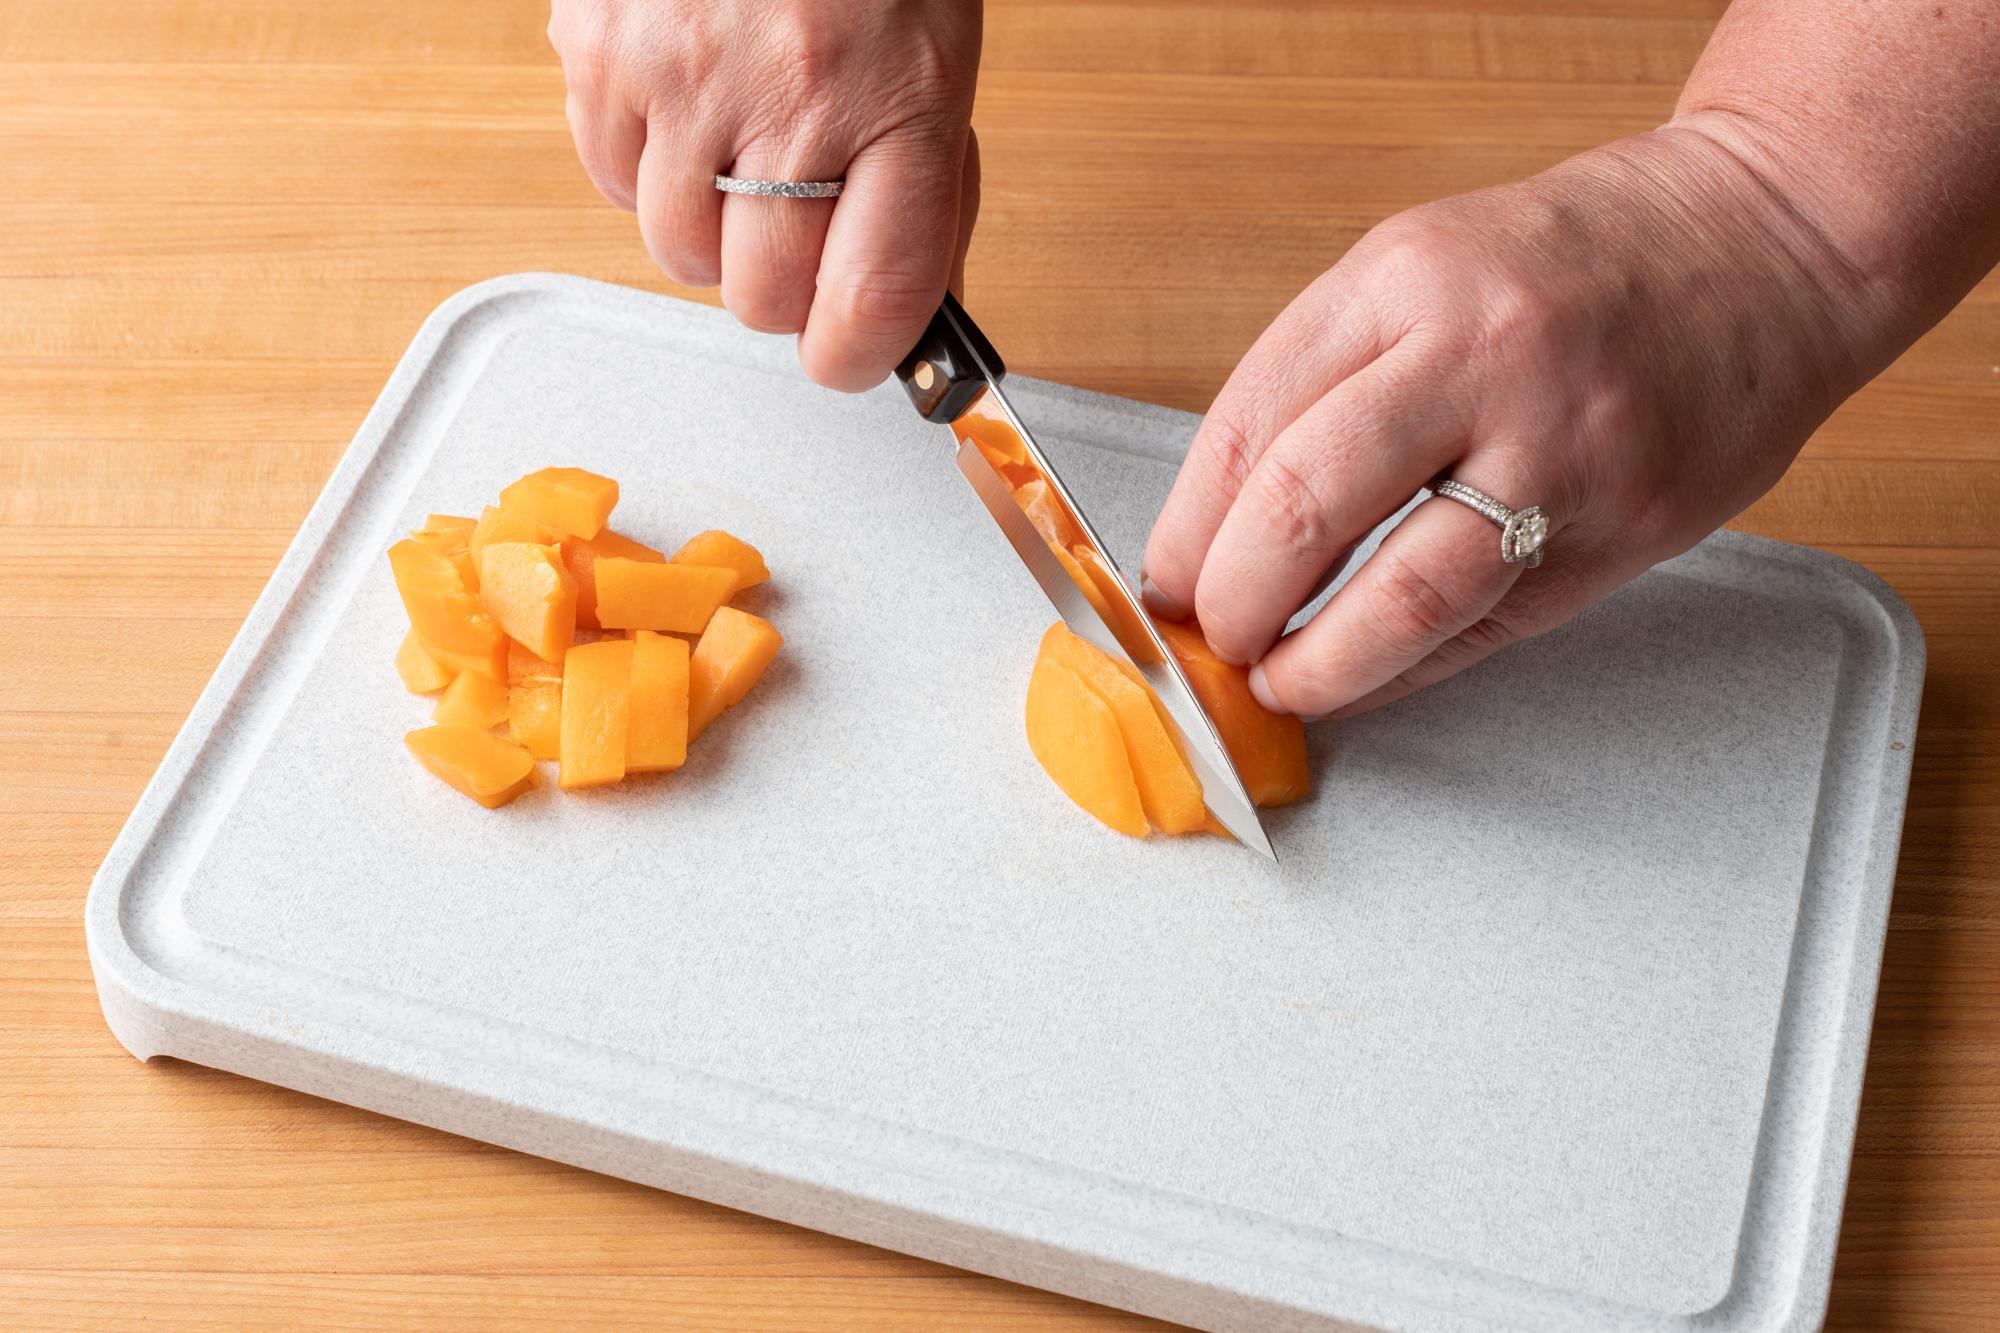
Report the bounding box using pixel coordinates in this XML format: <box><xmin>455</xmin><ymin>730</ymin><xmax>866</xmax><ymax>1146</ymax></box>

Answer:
<box><xmin>86</xmin><ymin>275</ymin><xmax>1923</xmax><ymax>1333</ymax></box>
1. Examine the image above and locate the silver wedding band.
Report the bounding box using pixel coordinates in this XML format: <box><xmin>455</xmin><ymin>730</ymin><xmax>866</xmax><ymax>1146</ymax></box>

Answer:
<box><xmin>1430</xmin><ymin>478</ymin><xmax>1550</xmax><ymax>569</ymax></box>
<box><xmin>713</xmin><ymin>175</ymin><xmax>844</xmax><ymax>199</ymax></box>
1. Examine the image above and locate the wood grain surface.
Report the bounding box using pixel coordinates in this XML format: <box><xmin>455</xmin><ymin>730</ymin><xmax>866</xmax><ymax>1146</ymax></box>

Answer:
<box><xmin>3</xmin><ymin>2</ymin><xmax>1996</xmax><ymax>1329</ymax></box>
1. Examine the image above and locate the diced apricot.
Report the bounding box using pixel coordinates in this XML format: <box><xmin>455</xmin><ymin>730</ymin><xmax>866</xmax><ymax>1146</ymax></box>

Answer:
<box><xmin>670</xmin><ymin>530</ymin><xmax>769</xmax><ymax>593</ymax></box>
<box><xmin>468</xmin><ymin>504</ymin><xmax>562</xmax><ymax>568</ymax></box>
<box><xmin>421</xmin><ymin>514</ymin><xmax>477</xmax><ymax>536</ymax></box>
<box><xmin>628</xmin><ymin>630</ymin><xmax>690</xmax><ymax>773</ymax></box>
<box><xmin>432</xmin><ymin>668</ymin><xmax>510</xmax><ymax>729</ymax></box>
<box><xmin>595</xmin><ymin>559</ymin><xmax>736</xmax><ymax>634</ymax></box>
<box><xmin>394</xmin><ymin>630</ymin><xmax>455</xmax><ymax>695</ymax></box>
<box><xmin>1013</xmin><ymin>479</ymin><xmax>1084</xmax><ymax>550</ymax></box>
<box><xmin>498</xmin><ymin>466</ymin><xmax>619</xmax><ymax>540</ymax></box>
<box><xmin>1068</xmin><ymin>545</ymin><xmax>1158</xmax><ymax>663</ymax></box>
<box><xmin>559</xmin><ymin>638</ymin><xmax>634</xmax><ymax>789</ymax></box>
<box><xmin>404</xmin><ymin>724</ymin><xmax>536</xmax><ymax>809</ymax></box>
<box><xmin>508</xmin><ymin>677</ymin><xmax>562</xmax><ymax>760</ymax></box>
<box><xmin>1039</xmin><ymin>624</ymin><xmax>1204</xmax><ymax>834</ymax></box>
<box><xmin>476</xmin><ymin>542</ymin><xmax>577</xmax><ymax>663</ymax></box>
<box><xmin>559</xmin><ymin>528</ymin><xmax>664</xmax><ymax>631</ymax></box>
<box><xmin>1024</xmin><ymin>654</ymin><xmax>1147</xmax><ymax>837</ymax></box>
<box><xmin>387</xmin><ymin>538</ymin><xmax>507</xmax><ymax>680</ymax></box>
<box><xmin>507</xmin><ymin>639</ymin><xmax>562</xmax><ymax>685</ymax></box>
<box><xmin>410</xmin><ymin>520</ymin><xmax>480</xmax><ymax>594</ymax></box>
<box><xmin>1155</xmin><ymin>620</ymin><xmax>1311</xmax><ymax>807</ymax></box>
<box><xmin>688</xmin><ymin>606</ymin><xmax>783</xmax><ymax>742</ymax></box>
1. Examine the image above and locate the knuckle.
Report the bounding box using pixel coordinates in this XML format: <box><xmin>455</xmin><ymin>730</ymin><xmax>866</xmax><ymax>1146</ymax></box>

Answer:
<box><xmin>1247</xmin><ymin>451</ymin><xmax>1331</xmax><ymax>553</ymax></box>
<box><xmin>826</xmin><ymin>251</ymin><xmax>942</xmax><ymax>338</ymax></box>
<box><xmin>1363</xmin><ymin>549</ymin><xmax>1470</xmax><ymax>648</ymax></box>
<box><xmin>1196</xmin><ymin>414</ymin><xmax>1259</xmax><ymax>492</ymax></box>
<box><xmin>1470</xmin><ymin>268</ymin><xmax>1562</xmax><ymax>360</ymax></box>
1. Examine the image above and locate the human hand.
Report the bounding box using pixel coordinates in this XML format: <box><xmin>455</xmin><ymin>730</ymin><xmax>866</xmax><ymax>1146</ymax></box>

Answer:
<box><xmin>549</xmin><ymin>0</ymin><xmax>982</xmax><ymax>389</ymax></box>
<box><xmin>1140</xmin><ymin>128</ymin><xmax>1876</xmax><ymax>720</ymax></box>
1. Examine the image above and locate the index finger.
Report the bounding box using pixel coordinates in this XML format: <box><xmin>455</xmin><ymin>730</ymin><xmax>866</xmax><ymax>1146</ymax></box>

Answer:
<box><xmin>797</xmin><ymin>125</ymin><xmax>969</xmax><ymax>392</ymax></box>
<box><xmin>1140</xmin><ymin>271</ymin><xmax>1385</xmax><ymax>620</ymax></box>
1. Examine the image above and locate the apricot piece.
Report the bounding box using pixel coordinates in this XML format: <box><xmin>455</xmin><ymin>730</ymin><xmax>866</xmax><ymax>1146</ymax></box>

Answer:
<box><xmin>468</xmin><ymin>504</ymin><xmax>562</xmax><ymax>568</ymax></box>
<box><xmin>1039</xmin><ymin>625</ymin><xmax>1204</xmax><ymax>834</ymax></box>
<box><xmin>432</xmin><ymin>668</ymin><xmax>510</xmax><ymax>729</ymax></box>
<box><xmin>410</xmin><ymin>517</ymin><xmax>480</xmax><ymax>594</ymax></box>
<box><xmin>508</xmin><ymin>677</ymin><xmax>562</xmax><ymax>760</ymax></box>
<box><xmin>476</xmin><ymin>541</ymin><xmax>577</xmax><ymax>663</ymax></box>
<box><xmin>1155</xmin><ymin>620</ymin><xmax>1311</xmax><ymax>807</ymax></box>
<box><xmin>404</xmin><ymin>724</ymin><xmax>536</xmax><ymax>809</ymax></box>
<box><xmin>387</xmin><ymin>538</ymin><xmax>507</xmax><ymax>681</ymax></box>
<box><xmin>594</xmin><ymin>559</ymin><xmax>736</xmax><ymax>634</ymax></box>
<box><xmin>687</xmin><ymin>606</ymin><xmax>783</xmax><ymax>742</ymax></box>
<box><xmin>670</xmin><ymin>530</ymin><xmax>769</xmax><ymax>593</ymax></box>
<box><xmin>1024</xmin><ymin>654</ymin><xmax>1147</xmax><ymax>838</ymax></box>
<box><xmin>394</xmin><ymin>630</ymin><xmax>455</xmax><ymax>695</ymax></box>
<box><xmin>1068</xmin><ymin>545</ymin><xmax>1158</xmax><ymax>663</ymax></box>
<box><xmin>559</xmin><ymin>638</ymin><xmax>634</xmax><ymax>789</ymax></box>
<box><xmin>558</xmin><ymin>528</ymin><xmax>664</xmax><ymax>631</ymax></box>
<box><xmin>628</xmin><ymin>630</ymin><xmax>691</xmax><ymax>773</ymax></box>
<box><xmin>498</xmin><ymin>466</ymin><xmax>619</xmax><ymax>540</ymax></box>
<box><xmin>1013</xmin><ymin>479</ymin><xmax>1084</xmax><ymax>550</ymax></box>
<box><xmin>507</xmin><ymin>639</ymin><xmax>562</xmax><ymax>685</ymax></box>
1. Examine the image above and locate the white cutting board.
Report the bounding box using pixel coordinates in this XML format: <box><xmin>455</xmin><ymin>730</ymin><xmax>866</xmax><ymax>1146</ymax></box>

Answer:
<box><xmin>87</xmin><ymin>275</ymin><xmax>1923</xmax><ymax>1333</ymax></box>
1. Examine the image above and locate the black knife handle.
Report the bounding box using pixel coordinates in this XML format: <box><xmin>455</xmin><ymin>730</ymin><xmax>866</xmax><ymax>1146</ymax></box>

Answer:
<box><xmin>894</xmin><ymin>292</ymin><xmax>1006</xmax><ymax>423</ymax></box>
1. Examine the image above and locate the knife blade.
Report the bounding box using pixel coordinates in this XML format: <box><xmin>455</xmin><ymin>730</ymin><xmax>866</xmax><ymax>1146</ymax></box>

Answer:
<box><xmin>895</xmin><ymin>295</ymin><xmax>1275</xmax><ymax>860</ymax></box>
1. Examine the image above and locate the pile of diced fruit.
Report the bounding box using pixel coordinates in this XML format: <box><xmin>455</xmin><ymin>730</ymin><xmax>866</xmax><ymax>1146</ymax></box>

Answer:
<box><xmin>389</xmin><ymin>467</ymin><xmax>780</xmax><ymax>808</ymax></box>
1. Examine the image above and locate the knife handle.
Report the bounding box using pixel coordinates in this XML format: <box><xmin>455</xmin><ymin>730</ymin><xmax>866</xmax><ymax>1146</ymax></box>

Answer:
<box><xmin>894</xmin><ymin>292</ymin><xmax>1006</xmax><ymax>424</ymax></box>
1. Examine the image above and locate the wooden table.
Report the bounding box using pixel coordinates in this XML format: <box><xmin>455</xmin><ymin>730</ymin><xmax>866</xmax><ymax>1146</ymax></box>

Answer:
<box><xmin>4</xmin><ymin>2</ymin><xmax>1994</xmax><ymax>1327</ymax></box>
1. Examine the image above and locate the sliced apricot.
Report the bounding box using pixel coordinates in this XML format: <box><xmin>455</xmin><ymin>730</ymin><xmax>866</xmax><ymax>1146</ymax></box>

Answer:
<box><xmin>1039</xmin><ymin>624</ymin><xmax>1204</xmax><ymax>834</ymax></box>
<box><xmin>498</xmin><ymin>466</ymin><xmax>619</xmax><ymax>540</ymax></box>
<box><xmin>559</xmin><ymin>638</ymin><xmax>634</xmax><ymax>789</ymax></box>
<box><xmin>628</xmin><ymin>630</ymin><xmax>690</xmax><ymax>773</ymax></box>
<box><xmin>558</xmin><ymin>528</ymin><xmax>664</xmax><ymax>631</ymax></box>
<box><xmin>394</xmin><ymin>630</ymin><xmax>455</xmax><ymax>695</ymax></box>
<box><xmin>670</xmin><ymin>529</ymin><xmax>769</xmax><ymax>593</ymax></box>
<box><xmin>1068</xmin><ymin>545</ymin><xmax>1158</xmax><ymax>663</ymax></box>
<box><xmin>432</xmin><ymin>668</ymin><xmax>510</xmax><ymax>729</ymax></box>
<box><xmin>594</xmin><ymin>559</ymin><xmax>736</xmax><ymax>634</ymax></box>
<box><xmin>476</xmin><ymin>541</ymin><xmax>577</xmax><ymax>663</ymax></box>
<box><xmin>688</xmin><ymin>606</ymin><xmax>783</xmax><ymax>742</ymax></box>
<box><xmin>387</xmin><ymin>538</ymin><xmax>507</xmax><ymax>680</ymax></box>
<box><xmin>404</xmin><ymin>724</ymin><xmax>536</xmax><ymax>809</ymax></box>
<box><xmin>508</xmin><ymin>677</ymin><xmax>562</xmax><ymax>760</ymax></box>
<box><xmin>1024</xmin><ymin>653</ymin><xmax>1147</xmax><ymax>837</ymax></box>
<box><xmin>1155</xmin><ymin>620</ymin><xmax>1310</xmax><ymax>807</ymax></box>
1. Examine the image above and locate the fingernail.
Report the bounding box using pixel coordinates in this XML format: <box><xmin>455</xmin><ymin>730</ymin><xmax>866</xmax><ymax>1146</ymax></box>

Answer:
<box><xmin>1139</xmin><ymin>572</ymin><xmax>1189</xmax><ymax>621</ymax></box>
<box><xmin>1248</xmin><ymin>662</ymin><xmax>1281</xmax><ymax>712</ymax></box>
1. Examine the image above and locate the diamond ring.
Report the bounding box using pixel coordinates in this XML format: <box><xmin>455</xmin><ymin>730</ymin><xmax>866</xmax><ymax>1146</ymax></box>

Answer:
<box><xmin>713</xmin><ymin>175</ymin><xmax>844</xmax><ymax>199</ymax></box>
<box><xmin>1429</xmin><ymin>477</ymin><xmax>1549</xmax><ymax>568</ymax></box>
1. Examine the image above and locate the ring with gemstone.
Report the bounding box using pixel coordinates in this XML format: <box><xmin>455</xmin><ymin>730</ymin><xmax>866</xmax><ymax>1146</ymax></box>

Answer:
<box><xmin>1429</xmin><ymin>477</ymin><xmax>1549</xmax><ymax>568</ymax></box>
<box><xmin>713</xmin><ymin>175</ymin><xmax>844</xmax><ymax>199</ymax></box>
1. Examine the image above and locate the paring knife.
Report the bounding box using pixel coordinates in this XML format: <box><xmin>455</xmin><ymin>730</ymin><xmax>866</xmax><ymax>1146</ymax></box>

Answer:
<box><xmin>894</xmin><ymin>295</ymin><xmax>1275</xmax><ymax>860</ymax></box>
